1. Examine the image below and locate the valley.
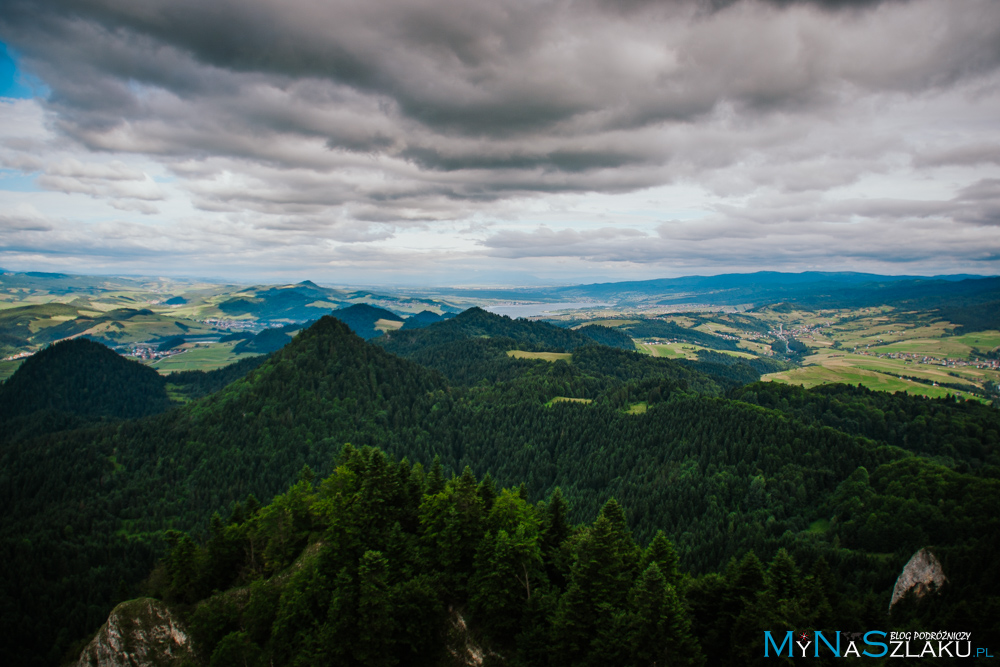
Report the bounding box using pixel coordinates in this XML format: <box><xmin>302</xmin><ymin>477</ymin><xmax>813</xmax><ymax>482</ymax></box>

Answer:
<box><xmin>0</xmin><ymin>270</ymin><xmax>998</xmax><ymax>665</ymax></box>
<box><xmin>3</xmin><ymin>270</ymin><xmax>999</xmax><ymax>400</ymax></box>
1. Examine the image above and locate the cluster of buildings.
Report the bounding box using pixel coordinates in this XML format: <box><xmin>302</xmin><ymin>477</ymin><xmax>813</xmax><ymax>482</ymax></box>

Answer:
<box><xmin>851</xmin><ymin>349</ymin><xmax>1000</xmax><ymax>371</ymax></box>
<box><xmin>120</xmin><ymin>344</ymin><xmax>184</xmax><ymax>362</ymax></box>
<box><xmin>201</xmin><ymin>318</ymin><xmax>256</xmax><ymax>330</ymax></box>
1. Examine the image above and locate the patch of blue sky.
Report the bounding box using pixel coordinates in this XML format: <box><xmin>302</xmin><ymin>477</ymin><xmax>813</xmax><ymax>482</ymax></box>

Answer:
<box><xmin>0</xmin><ymin>169</ymin><xmax>41</xmax><ymax>192</ymax></box>
<box><xmin>0</xmin><ymin>42</ymin><xmax>49</xmax><ymax>99</ymax></box>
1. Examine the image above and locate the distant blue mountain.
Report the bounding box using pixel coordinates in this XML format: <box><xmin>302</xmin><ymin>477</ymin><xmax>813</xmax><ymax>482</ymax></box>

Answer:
<box><xmin>550</xmin><ymin>271</ymin><xmax>1000</xmax><ymax>308</ymax></box>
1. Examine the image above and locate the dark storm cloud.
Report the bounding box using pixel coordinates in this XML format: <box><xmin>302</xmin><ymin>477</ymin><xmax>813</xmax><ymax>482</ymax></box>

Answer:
<box><xmin>6</xmin><ymin>0</ymin><xmax>999</xmax><ymax>142</ymax></box>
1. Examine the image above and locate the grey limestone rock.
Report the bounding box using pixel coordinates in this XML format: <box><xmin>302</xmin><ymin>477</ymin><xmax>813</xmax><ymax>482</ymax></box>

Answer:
<box><xmin>889</xmin><ymin>548</ymin><xmax>948</xmax><ymax>611</ymax></box>
<box><xmin>76</xmin><ymin>598</ymin><xmax>195</xmax><ymax>667</ymax></box>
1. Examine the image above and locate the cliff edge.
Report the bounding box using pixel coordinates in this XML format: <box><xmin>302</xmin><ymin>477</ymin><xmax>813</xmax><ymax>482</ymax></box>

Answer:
<box><xmin>889</xmin><ymin>548</ymin><xmax>948</xmax><ymax>611</ymax></box>
<box><xmin>75</xmin><ymin>598</ymin><xmax>194</xmax><ymax>667</ymax></box>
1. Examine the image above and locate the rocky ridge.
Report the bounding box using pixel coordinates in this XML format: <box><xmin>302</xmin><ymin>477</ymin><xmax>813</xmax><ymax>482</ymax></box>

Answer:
<box><xmin>76</xmin><ymin>598</ymin><xmax>194</xmax><ymax>667</ymax></box>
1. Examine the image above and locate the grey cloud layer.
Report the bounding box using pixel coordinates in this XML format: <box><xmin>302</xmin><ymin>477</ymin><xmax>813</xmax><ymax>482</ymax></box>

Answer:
<box><xmin>2</xmin><ymin>0</ymin><xmax>1000</xmax><ymax>274</ymax></box>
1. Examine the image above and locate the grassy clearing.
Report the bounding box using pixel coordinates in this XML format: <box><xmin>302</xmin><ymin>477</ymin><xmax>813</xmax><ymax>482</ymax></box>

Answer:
<box><xmin>738</xmin><ymin>340</ymin><xmax>774</xmax><ymax>356</ymax></box>
<box><xmin>164</xmin><ymin>385</ymin><xmax>193</xmax><ymax>404</ymax></box>
<box><xmin>637</xmin><ymin>341</ymin><xmax>759</xmax><ymax>361</ymax></box>
<box><xmin>636</xmin><ymin>342</ymin><xmax>692</xmax><ymax>359</ymax></box>
<box><xmin>545</xmin><ymin>396</ymin><xmax>593</xmax><ymax>407</ymax></box>
<box><xmin>660</xmin><ymin>316</ymin><xmax>700</xmax><ymax>328</ymax></box>
<box><xmin>626</xmin><ymin>402</ymin><xmax>648</xmax><ymax>415</ymax></box>
<box><xmin>507</xmin><ymin>350</ymin><xmax>573</xmax><ymax>362</ymax></box>
<box><xmin>375</xmin><ymin>318</ymin><xmax>404</xmax><ymax>332</ymax></box>
<box><xmin>956</xmin><ymin>331</ymin><xmax>1000</xmax><ymax>352</ymax></box>
<box><xmin>808</xmin><ymin>519</ymin><xmax>831</xmax><ymax>534</ymax></box>
<box><xmin>696</xmin><ymin>322</ymin><xmax>741</xmax><ymax>335</ymax></box>
<box><xmin>0</xmin><ymin>358</ymin><xmax>25</xmax><ymax>383</ymax></box>
<box><xmin>148</xmin><ymin>343</ymin><xmax>262</xmax><ymax>374</ymax></box>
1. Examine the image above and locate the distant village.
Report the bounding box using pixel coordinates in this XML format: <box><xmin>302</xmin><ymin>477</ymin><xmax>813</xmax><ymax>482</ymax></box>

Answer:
<box><xmin>850</xmin><ymin>349</ymin><xmax>1000</xmax><ymax>371</ymax></box>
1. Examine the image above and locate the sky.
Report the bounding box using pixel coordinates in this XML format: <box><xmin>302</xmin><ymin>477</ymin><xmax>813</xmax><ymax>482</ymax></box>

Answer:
<box><xmin>0</xmin><ymin>0</ymin><xmax>999</xmax><ymax>286</ymax></box>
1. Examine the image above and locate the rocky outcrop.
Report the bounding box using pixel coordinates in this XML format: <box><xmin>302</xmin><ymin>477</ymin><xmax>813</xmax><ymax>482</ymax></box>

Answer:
<box><xmin>889</xmin><ymin>548</ymin><xmax>948</xmax><ymax>611</ymax></box>
<box><xmin>76</xmin><ymin>598</ymin><xmax>195</xmax><ymax>667</ymax></box>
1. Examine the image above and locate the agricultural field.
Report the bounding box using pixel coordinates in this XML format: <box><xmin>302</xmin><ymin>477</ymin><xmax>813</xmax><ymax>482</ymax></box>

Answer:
<box><xmin>635</xmin><ymin>341</ymin><xmax>756</xmax><ymax>360</ymax></box>
<box><xmin>569</xmin><ymin>302</ymin><xmax>999</xmax><ymax>401</ymax></box>
<box><xmin>635</xmin><ymin>342</ymin><xmax>694</xmax><ymax>359</ymax></box>
<box><xmin>0</xmin><ymin>359</ymin><xmax>24</xmax><ymax>383</ymax></box>
<box><xmin>146</xmin><ymin>342</ymin><xmax>262</xmax><ymax>373</ymax></box>
<box><xmin>374</xmin><ymin>318</ymin><xmax>404</xmax><ymax>333</ymax></box>
<box><xmin>760</xmin><ymin>351</ymin><xmax>984</xmax><ymax>401</ymax></box>
<box><xmin>754</xmin><ymin>306</ymin><xmax>1000</xmax><ymax>401</ymax></box>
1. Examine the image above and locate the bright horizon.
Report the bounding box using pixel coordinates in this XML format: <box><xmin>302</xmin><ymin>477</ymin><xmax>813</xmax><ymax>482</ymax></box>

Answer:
<box><xmin>2</xmin><ymin>0</ymin><xmax>1000</xmax><ymax>285</ymax></box>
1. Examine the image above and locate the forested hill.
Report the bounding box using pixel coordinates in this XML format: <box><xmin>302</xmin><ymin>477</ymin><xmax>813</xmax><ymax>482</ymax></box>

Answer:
<box><xmin>2</xmin><ymin>314</ymin><xmax>1000</xmax><ymax>664</ymax></box>
<box><xmin>331</xmin><ymin>303</ymin><xmax>404</xmax><ymax>339</ymax></box>
<box><xmin>0</xmin><ymin>317</ymin><xmax>455</xmax><ymax>665</ymax></box>
<box><xmin>379</xmin><ymin>307</ymin><xmax>635</xmax><ymax>354</ymax></box>
<box><xmin>375</xmin><ymin>307</ymin><xmax>636</xmax><ymax>385</ymax></box>
<box><xmin>0</xmin><ymin>338</ymin><xmax>170</xmax><ymax>422</ymax></box>
<box><xmin>0</xmin><ymin>339</ymin><xmax>267</xmax><ymax>443</ymax></box>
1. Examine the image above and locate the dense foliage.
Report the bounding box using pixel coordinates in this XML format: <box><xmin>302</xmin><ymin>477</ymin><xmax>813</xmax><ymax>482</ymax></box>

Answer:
<box><xmin>331</xmin><ymin>304</ymin><xmax>404</xmax><ymax>340</ymax></box>
<box><xmin>618</xmin><ymin>320</ymin><xmax>743</xmax><ymax>352</ymax></box>
<box><xmin>168</xmin><ymin>355</ymin><xmax>270</xmax><ymax>401</ymax></box>
<box><xmin>575</xmin><ymin>324</ymin><xmax>636</xmax><ymax>350</ymax></box>
<box><xmin>0</xmin><ymin>338</ymin><xmax>170</xmax><ymax>422</ymax></box>
<box><xmin>400</xmin><ymin>310</ymin><xmax>448</xmax><ymax>330</ymax></box>
<box><xmin>940</xmin><ymin>300</ymin><xmax>1000</xmax><ymax>334</ymax></box>
<box><xmin>233</xmin><ymin>329</ymin><xmax>294</xmax><ymax>354</ymax></box>
<box><xmin>379</xmin><ymin>308</ymin><xmax>633</xmax><ymax>358</ymax></box>
<box><xmin>152</xmin><ymin>447</ymin><xmax>705</xmax><ymax>666</ymax></box>
<box><xmin>0</xmin><ymin>313</ymin><xmax>998</xmax><ymax>664</ymax></box>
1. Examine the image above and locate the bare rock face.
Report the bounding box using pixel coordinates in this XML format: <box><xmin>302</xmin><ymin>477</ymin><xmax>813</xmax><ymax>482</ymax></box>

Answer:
<box><xmin>76</xmin><ymin>598</ymin><xmax>195</xmax><ymax>667</ymax></box>
<box><xmin>889</xmin><ymin>548</ymin><xmax>948</xmax><ymax>611</ymax></box>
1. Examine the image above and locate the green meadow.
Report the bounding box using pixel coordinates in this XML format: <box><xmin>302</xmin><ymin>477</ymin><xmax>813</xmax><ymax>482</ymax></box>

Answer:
<box><xmin>762</xmin><ymin>352</ymin><xmax>984</xmax><ymax>401</ymax></box>
<box><xmin>148</xmin><ymin>343</ymin><xmax>262</xmax><ymax>373</ymax></box>
<box><xmin>544</xmin><ymin>396</ymin><xmax>593</xmax><ymax>406</ymax></box>
<box><xmin>0</xmin><ymin>359</ymin><xmax>25</xmax><ymax>383</ymax></box>
<box><xmin>506</xmin><ymin>350</ymin><xmax>573</xmax><ymax>362</ymax></box>
<box><xmin>636</xmin><ymin>341</ymin><xmax>758</xmax><ymax>361</ymax></box>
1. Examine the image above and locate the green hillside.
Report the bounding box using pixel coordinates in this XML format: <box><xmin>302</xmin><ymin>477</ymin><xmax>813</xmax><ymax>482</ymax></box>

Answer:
<box><xmin>0</xmin><ymin>338</ymin><xmax>170</xmax><ymax>422</ymax></box>
<box><xmin>0</xmin><ymin>314</ymin><xmax>998</xmax><ymax>665</ymax></box>
<box><xmin>331</xmin><ymin>303</ymin><xmax>404</xmax><ymax>339</ymax></box>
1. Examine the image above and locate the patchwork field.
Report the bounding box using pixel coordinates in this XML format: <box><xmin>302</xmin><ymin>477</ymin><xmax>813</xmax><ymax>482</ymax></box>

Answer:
<box><xmin>584</xmin><ymin>304</ymin><xmax>1000</xmax><ymax>401</ymax></box>
<box><xmin>147</xmin><ymin>342</ymin><xmax>262</xmax><ymax>373</ymax></box>
<box><xmin>635</xmin><ymin>342</ymin><xmax>694</xmax><ymax>359</ymax></box>
<box><xmin>762</xmin><ymin>350</ymin><xmax>989</xmax><ymax>401</ymax></box>
<box><xmin>635</xmin><ymin>341</ymin><xmax>757</xmax><ymax>360</ymax></box>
